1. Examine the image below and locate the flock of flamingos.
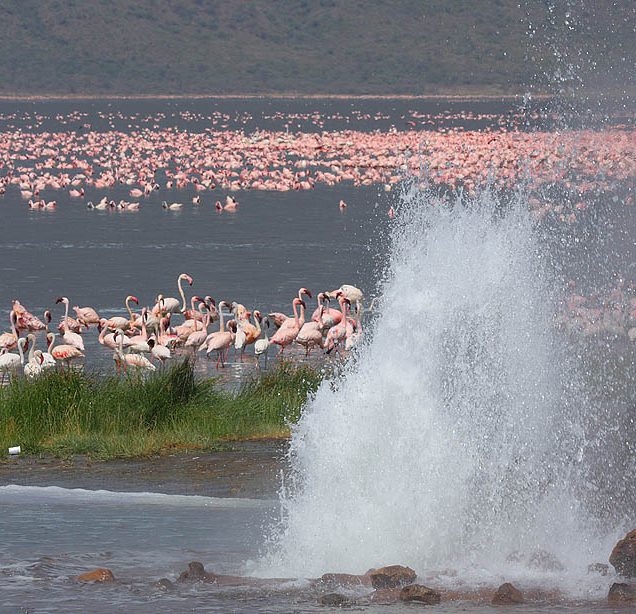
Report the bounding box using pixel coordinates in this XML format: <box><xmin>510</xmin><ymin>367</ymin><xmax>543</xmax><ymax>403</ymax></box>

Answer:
<box><xmin>0</xmin><ymin>274</ymin><xmax>366</xmax><ymax>382</ymax></box>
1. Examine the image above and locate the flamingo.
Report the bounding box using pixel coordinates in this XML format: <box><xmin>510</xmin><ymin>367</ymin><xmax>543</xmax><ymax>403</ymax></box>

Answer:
<box><xmin>201</xmin><ymin>301</ymin><xmax>235</xmax><ymax>367</ymax></box>
<box><xmin>55</xmin><ymin>297</ymin><xmax>85</xmax><ymax>351</ymax></box>
<box><xmin>101</xmin><ymin>295</ymin><xmax>138</xmax><ymax>331</ymax></box>
<box><xmin>297</xmin><ymin>305</ymin><xmax>325</xmax><ymax>356</ymax></box>
<box><xmin>183</xmin><ymin>295</ymin><xmax>206</xmax><ymax>321</ymax></box>
<box><xmin>254</xmin><ymin>315</ymin><xmax>271</xmax><ymax>368</ymax></box>
<box><xmin>162</xmin><ymin>201</ymin><xmax>183</xmax><ymax>210</ymax></box>
<box><xmin>224</xmin><ymin>195</ymin><xmax>238</xmax><ymax>211</ymax></box>
<box><xmin>12</xmin><ymin>300</ymin><xmax>46</xmax><ymax>331</ymax></box>
<box><xmin>73</xmin><ymin>304</ymin><xmax>101</xmax><ymax>327</ymax></box>
<box><xmin>113</xmin><ymin>331</ymin><xmax>155</xmax><ymax>374</ymax></box>
<box><xmin>0</xmin><ymin>311</ymin><xmax>19</xmax><ymax>350</ymax></box>
<box><xmin>270</xmin><ymin>298</ymin><xmax>306</xmax><ymax>354</ymax></box>
<box><xmin>24</xmin><ymin>334</ymin><xmax>44</xmax><ymax>379</ymax></box>
<box><xmin>0</xmin><ymin>337</ymin><xmax>27</xmax><ymax>383</ymax></box>
<box><xmin>312</xmin><ymin>292</ymin><xmax>343</xmax><ymax>331</ymax></box>
<box><xmin>41</xmin><ymin>333</ymin><xmax>57</xmax><ymax>369</ymax></box>
<box><xmin>327</xmin><ymin>284</ymin><xmax>364</xmax><ymax>315</ymax></box>
<box><xmin>50</xmin><ymin>336</ymin><xmax>84</xmax><ymax>370</ymax></box>
<box><xmin>185</xmin><ymin>308</ymin><xmax>211</xmax><ymax>352</ymax></box>
<box><xmin>154</xmin><ymin>273</ymin><xmax>193</xmax><ymax>315</ymax></box>
<box><xmin>324</xmin><ymin>296</ymin><xmax>352</xmax><ymax>354</ymax></box>
<box><xmin>148</xmin><ymin>338</ymin><xmax>171</xmax><ymax>364</ymax></box>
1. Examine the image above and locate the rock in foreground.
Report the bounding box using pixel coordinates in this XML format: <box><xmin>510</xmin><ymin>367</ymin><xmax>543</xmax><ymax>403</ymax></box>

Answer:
<box><xmin>369</xmin><ymin>565</ymin><xmax>417</xmax><ymax>589</ymax></box>
<box><xmin>608</xmin><ymin>582</ymin><xmax>636</xmax><ymax>604</ymax></box>
<box><xmin>399</xmin><ymin>584</ymin><xmax>441</xmax><ymax>605</ymax></box>
<box><xmin>75</xmin><ymin>568</ymin><xmax>115</xmax><ymax>583</ymax></box>
<box><xmin>492</xmin><ymin>582</ymin><xmax>524</xmax><ymax>605</ymax></box>
<box><xmin>177</xmin><ymin>561</ymin><xmax>217</xmax><ymax>583</ymax></box>
<box><xmin>610</xmin><ymin>530</ymin><xmax>636</xmax><ymax>577</ymax></box>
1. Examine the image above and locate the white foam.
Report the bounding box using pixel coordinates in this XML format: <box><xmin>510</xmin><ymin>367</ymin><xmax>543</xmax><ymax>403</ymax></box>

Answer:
<box><xmin>0</xmin><ymin>484</ymin><xmax>271</xmax><ymax>508</ymax></box>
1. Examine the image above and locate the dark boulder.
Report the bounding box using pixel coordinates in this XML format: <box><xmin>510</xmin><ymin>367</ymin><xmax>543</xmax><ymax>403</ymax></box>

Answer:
<box><xmin>370</xmin><ymin>588</ymin><xmax>402</xmax><ymax>604</ymax></box>
<box><xmin>369</xmin><ymin>565</ymin><xmax>417</xmax><ymax>589</ymax></box>
<box><xmin>177</xmin><ymin>561</ymin><xmax>217</xmax><ymax>583</ymax></box>
<box><xmin>153</xmin><ymin>578</ymin><xmax>175</xmax><ymax>591</ymax></box>
<box><xmin>608</xmin><ymin>582</ymin><xmax>636</xmax><ymax>604</ymax></box>
<box><xmin>492</xmin><ymin>582</ymin><xmax>524</xmax><ymax>605</ymax></box>
<box><xmin>399</xmin><ymin>584</ymin><xmax>441</xmax><ymax>605</ymax></box>
<box><xmin>610</xmin><ymin>529</ymin><xmax>636</xmax><ymax>577</ymax></box>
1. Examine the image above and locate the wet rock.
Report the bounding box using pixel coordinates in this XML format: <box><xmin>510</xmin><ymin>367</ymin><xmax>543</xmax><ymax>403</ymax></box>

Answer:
<box><xmin>369</xmin><ymin>565</ymin><xmax>417</xmax><ymax>589</ymax></box>
<box><xmin>608</xmin><ymin>582</ymin><xmax>636</xmax><ymax>604</ymax></box>
<box><xmin>370</xmin><ymin>588</ymin><xmax>402</xmax><ymax>604</ymax></box>
<box><xmin>153</xmin><ymin>578</ymin><xmax>174</xmax><ymax>591</ymax></box>
<box><xmin>399</xmin><ymin>584</ymin><xmax>441</xmax><ymax>605</ymax></box>
<box><xmin>492</xmin><ymin>582</ymin><xmax>524</xmax><ymax>605</ymax></box>
<box><xmin>319</xmin><ymin>572</ymin><xmax>372</xmax><ymax>587</ymax></box>
<box><xmin>177</xmin><ymin>561</ymin><xmax>217</xmax><ymax>583</ymax></box>
<box><xmin>527</xmin><ymin>550</ymin><xmax>564</xmax><ymax>572</ymax></box>
<box><xmin>610</xmin><ymin>529</ymin><xmax>636</xmax><ymax>577</ymax></box>
<box><xmin>587</xmin><ymin>562</ymin><xmax>609</xmax><ymax>576</ymax></box>
<box><xmin>318</xmin><ymin>592</ymin><xmax>354</xmax><ymax>607</ymax></box>
<box><xmin>75</xmin><ymin>568</ymin><xmax>115</xmax><ymax>583</ymax></box>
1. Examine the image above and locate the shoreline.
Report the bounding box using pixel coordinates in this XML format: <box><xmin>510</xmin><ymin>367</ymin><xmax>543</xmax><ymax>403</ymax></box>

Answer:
<box><xmin>0</xmin><ymin>92</ymin><xmax>549</xmax><ymax>102</ymax></box>
<box><xmin>0</xmin><ymin>439</ymin><xmax>286</xmax><ymax>498</ymax></box>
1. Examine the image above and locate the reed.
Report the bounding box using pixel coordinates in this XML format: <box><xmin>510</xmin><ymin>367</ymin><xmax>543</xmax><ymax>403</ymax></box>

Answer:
<box><xmin>0</xmin><ymin>360</ymin><xmax>322</xmax><ymax>459</ymax></box>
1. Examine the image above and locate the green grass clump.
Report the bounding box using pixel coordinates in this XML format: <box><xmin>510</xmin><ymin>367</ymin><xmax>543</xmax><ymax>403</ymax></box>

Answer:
<box><xmin>0</xmin><ymin>359</ymin><xmax>322</xmax><ymax>460</ymax></box>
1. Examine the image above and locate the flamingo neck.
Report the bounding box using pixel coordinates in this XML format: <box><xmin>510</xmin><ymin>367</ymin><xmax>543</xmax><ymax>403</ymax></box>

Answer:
<box><xmin>178</xmin><ymin>276</ymin><xmax>187</xmax><ymax>312</ymax></box>
<box><xmin>218</xmin><ymin>308</ymin><xmax>225</xmax><ymax>333</ymax></box>
<box><xmin>292</xmin><ymin>301</ymin><xmax>300</xmax><ymax>328</ymax></box>
<box><xmin>126</xmin><ymin>298</ymin><xmax>135</xmax><ymax>321</ymax></box>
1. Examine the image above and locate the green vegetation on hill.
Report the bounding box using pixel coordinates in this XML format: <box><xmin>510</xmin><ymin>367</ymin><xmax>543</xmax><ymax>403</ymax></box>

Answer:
<box><xmin>0</xmin><ymin>0</ymin><xmax>632</xmax><ymax>96</ymax></box>
<box><xmin>0</xmin><ymin>360</ymin><xmax>322</xmax><ymax>459</ymax></box>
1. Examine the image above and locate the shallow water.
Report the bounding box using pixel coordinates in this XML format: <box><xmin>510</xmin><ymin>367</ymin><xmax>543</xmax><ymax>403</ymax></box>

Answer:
<box><xmin>0</xmin><ymin>451</ymin><xmax>624</xmax><ymax>614</ymax></box>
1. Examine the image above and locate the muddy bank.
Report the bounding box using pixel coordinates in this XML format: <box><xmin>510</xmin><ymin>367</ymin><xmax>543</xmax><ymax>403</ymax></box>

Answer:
<box><xmin>0</xmin><ymin>440</ymin><xmax>286</xmax><ymax>499</ymax></box>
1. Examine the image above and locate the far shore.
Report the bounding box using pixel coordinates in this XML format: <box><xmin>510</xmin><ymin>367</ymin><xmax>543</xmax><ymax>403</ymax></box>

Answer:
<box><xmin>0</xmin><ymin>91</ymin><xmax>551</xmax><ymax>102</ymax></box>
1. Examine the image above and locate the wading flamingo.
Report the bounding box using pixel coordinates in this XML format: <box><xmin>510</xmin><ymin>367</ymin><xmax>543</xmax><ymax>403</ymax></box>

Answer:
<box><xmin>271</xmin><ymin>298</ymin><xmax>306</xmax><ymax>355</ymax></box>
<box><xmin>0</xmin><ymin>337</ymin><xmax>27</xmax><ymax>383</ymax></box>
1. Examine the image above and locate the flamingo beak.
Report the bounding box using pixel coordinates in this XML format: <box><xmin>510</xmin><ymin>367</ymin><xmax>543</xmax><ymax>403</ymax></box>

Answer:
<box><xmin>304</xmin><ymin>289</ymin><xmax>313</xmax><ymax>298</ymax></box>
<box><xmin>131</xmin><ymin>296</ymin><xmax>139</xmax><ymax>304</ymax></box>
<box><xmin>55</xmin><ymin>297</ymin><xmax>64</xmax><ymax>304</ymax></box>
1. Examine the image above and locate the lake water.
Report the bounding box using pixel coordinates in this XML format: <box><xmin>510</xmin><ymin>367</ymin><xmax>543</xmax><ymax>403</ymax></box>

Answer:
<box><xmin>0</xmin><ymin>98</ymin><xmax>634</xmax><ymax>611</ymax></box>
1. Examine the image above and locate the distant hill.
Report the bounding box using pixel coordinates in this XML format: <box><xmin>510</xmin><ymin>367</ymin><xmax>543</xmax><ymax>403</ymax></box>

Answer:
<box><xmin>0</xmin><ymin>0</ymin><xmax>633</xmax><ymax>96</ymax></box>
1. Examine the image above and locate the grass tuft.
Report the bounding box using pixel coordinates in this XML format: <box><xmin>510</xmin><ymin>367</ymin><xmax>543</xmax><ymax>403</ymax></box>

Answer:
<box><xmin>0</xmin><ymin>359</ymin><xmax>322</xmax><ymax>460</ymax></box>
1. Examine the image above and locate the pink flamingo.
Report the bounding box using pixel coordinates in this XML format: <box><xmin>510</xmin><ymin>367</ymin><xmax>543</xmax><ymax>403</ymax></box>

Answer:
<box><xmin>0</xmin><ymin>311</ymin><xmax>19</xmax><ymax>350</ymax></box>
<box><xmin>297</xmin><ymin>305</ymin><xmax>324</xmax><ymax>356</ymax></box>
<box><xmin>324</xmin><ymin>296</ymin><xmax>352</xmax><ymax>354</ymax></box>
<box><xmin>271</xmin><ymin>298</ymin><xmax>306</xmax><ymax>355</ymax></box>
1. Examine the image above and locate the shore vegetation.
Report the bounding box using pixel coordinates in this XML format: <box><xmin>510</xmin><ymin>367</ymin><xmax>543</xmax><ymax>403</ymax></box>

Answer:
<box><xmin>0</xmin><ymin>360</ymin><xmax>322</xmax><ymax>460</ymax></box>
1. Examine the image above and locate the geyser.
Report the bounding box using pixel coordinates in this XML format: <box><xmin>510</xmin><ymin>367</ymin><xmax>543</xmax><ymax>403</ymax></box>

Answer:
<box><xmin>262</xmin><ymin>183</ymin><xmax>627</xmax><ymax>584</ymax></box>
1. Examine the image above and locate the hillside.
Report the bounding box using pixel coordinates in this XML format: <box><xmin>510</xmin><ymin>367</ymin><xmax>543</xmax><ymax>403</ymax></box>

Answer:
<box><xmin>0</xmin><ymin>0</ymin><xmax>633</xmax><ymax>96</ymax></box>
